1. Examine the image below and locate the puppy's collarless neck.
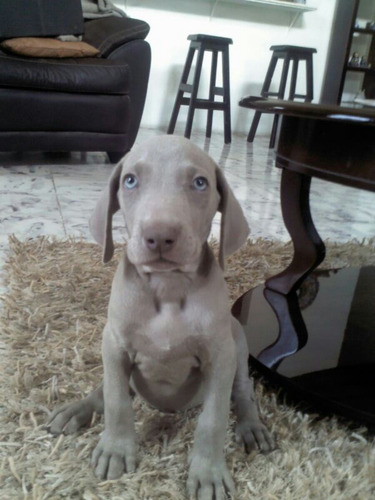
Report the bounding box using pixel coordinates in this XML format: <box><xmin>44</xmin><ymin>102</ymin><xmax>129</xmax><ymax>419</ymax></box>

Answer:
<box><xmin>145</xmin><ymin>271</ymin><xmax>192</xmax><ymax>305</ymax></box>
<box><xmin>124</xmin><ymin>244</ymin><xmax>214</xmax><ymax>306</ymax></box>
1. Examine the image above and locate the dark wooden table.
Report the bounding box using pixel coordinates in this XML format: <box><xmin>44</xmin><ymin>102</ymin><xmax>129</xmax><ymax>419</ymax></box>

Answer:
<box><xmin>234</xmin><ymin>98</ymin><xmax>375</xmax><ymax>426</ymax></box>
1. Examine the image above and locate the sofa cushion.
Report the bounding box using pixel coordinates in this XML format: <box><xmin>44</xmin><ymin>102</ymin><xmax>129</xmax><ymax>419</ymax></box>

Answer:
<box><xmin>0</xmin><ymin>50</ymin><xmax>129</xmax><ymax>94</ymax></box>
<box><xmin>1</xmin><ymin>38</ymin><xmax>100</xmax><ymax>58</ymax></box>
<box><xmin>0</xmin><ymin>88</ymin><xmax>130</xmax><ymax>134</ymax></box>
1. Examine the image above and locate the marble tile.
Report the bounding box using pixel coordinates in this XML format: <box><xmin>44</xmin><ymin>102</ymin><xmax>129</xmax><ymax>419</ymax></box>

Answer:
<box><xmin>0</xmin><ymin>165</ymin><xmax>63</xmax><ymax>250</ymax></box>
<box><xmin>50</xmin><ymin>163</ymin><xmax>115</xmax><ymax>241</ymax></box>
<box><xmin>308</xmin><ymin>179</ymin><xmax>375</xmax><ymax>242</ymax></box>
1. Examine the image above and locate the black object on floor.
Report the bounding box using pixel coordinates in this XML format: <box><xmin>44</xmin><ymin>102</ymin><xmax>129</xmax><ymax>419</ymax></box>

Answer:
<box><xmin>233</xmin><ymin>267</ymin><xmax>375</xmax><ymax>427</ymax></box>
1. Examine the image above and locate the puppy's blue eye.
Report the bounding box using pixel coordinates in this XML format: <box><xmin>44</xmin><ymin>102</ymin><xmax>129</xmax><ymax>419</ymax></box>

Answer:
<box><xmin>124</xmin><ymin>174</ymin><xmax>138</xmax><ymax>189</ymax></box>
<box><xmin>193</xmin><ymin>176</ymin><xmax>208</xmax><ymax>191</ymax></box>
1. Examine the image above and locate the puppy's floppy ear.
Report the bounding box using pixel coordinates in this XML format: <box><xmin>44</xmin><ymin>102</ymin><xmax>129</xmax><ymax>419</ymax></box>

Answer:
<box><xmin>216</xmin><ymin>167</ymin><xmax>250</xmax><ymax>269</ymax></box>
<box><xmin>89</xmin><ymin>160</ymin><xmax>124</xmax><ymax>263</ymax></box>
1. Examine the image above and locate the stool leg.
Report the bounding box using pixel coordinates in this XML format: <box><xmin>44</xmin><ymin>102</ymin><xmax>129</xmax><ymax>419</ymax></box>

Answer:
<box><xmin>288</xmin><ymin>59</ymin><xmax>299</xmax><ymax>100</ymax></box>
<box><xmin>222</xmin><ymin>45</ymin><xmax>231</xmax><ymax>144</ymax></box>
<box><xmin>206</xmin><ymin>50</ymin><xmax>218</xmax><ymax>139</ymax></box>
<box><xmin>269</xmin><ymin>115</ymin><xmax>280</xmax><ymax>148</ymax></box>
<box><xmin>167</xmin><ymin>47</ymin><xmax>195</xmax><ymax>135</ymax></box>
<box><xmin>184</xmin><ymin>46</ymin><xmax>205</xmax><ymax>139</ymax></box>
<box><xmin>306</xmin><ymin>54</ymin><xmax>314</xmax><ymax>102</ymax></box>
<box><xmin>277</xmin><ymin>56</ymin><xmax>290</xmax><ymax>99</ymax></box>
<box><xmin>247</xmin><ymin>111</ymin><xmax>262</xmax><ymax>143</ymax></box>
<box><xmin>247</xmin><ymin>53</ymin><xmax>278</xmax><ymax>143</ymax></box>
<box><xmin>269</xmin><ymin>56</ymin><xmax>290</xmax><ymax>148</ymax></box>
<box><xmin>261</xmin><ymin>54</ymin><xmax>278</xmax><ymax>96</ymax></box>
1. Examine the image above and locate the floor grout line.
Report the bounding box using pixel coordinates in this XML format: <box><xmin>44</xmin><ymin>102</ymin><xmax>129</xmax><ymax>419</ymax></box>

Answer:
<box><xmin>49</xmin><ymin>166</ymin><xmax>68</xmax><ymax>238</ymax></box>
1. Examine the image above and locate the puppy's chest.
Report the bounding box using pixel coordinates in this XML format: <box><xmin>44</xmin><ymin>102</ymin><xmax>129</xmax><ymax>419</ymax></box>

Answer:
<box><xmin>129</xmin><ymin>302</ymin><xmax>207</xmax><ymax>361</ymax></box>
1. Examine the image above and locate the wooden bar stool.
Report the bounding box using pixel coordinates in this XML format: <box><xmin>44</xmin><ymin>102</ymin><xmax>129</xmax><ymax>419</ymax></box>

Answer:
<box><xmin>167</xmin><ymin>34</ymin><xmax>233</xmax><ymax>143</ymax></box>
<box><xmin>247</xmin><ymin>45</ymin><xmax>317</xmax><ymax>148</ymax></box>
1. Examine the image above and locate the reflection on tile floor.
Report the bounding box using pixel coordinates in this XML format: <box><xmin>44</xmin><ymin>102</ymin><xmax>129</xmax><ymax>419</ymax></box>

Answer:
<box><xmin>1</xmin><ymin>127</ymin><xmax>375</xmax><ymax>287</ymax></box>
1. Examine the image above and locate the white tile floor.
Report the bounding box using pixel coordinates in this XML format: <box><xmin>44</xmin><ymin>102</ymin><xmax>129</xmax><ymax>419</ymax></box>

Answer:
<box><xmin>1</xmin><ymin>126</ymin><xmax>375</xmax><ymax>289</ymax></box>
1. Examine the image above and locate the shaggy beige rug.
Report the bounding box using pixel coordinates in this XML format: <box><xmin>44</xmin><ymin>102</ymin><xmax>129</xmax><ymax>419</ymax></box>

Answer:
<box><xmin>1</xmin><ymin>236</ymin><xmax>375</xmax><ymax>500</ymax></box>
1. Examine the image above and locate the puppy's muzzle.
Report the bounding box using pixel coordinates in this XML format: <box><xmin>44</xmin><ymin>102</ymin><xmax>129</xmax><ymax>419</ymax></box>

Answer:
<box><xmin>142</xmin><ymin>221</ymin><xmax>181</xmax><ymax>256</ymax></box>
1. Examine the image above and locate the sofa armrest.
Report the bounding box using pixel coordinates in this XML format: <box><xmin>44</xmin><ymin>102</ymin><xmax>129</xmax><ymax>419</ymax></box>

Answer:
<box><xmin>83</xmin><ymin>16</ymin><xmax>150</xmax><ymax>57</ymax></box>
<box><xmin>107</xmin><ymin>39</ymin><xmax>151</xmax><ymax>149</ymax></box>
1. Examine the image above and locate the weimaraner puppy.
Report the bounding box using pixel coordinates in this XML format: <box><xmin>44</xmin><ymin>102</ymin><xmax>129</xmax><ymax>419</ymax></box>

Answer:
<box><xmin>47</xmin><ymin>135</ymin><xmax>274</xmax><ymax>499</ymax></box>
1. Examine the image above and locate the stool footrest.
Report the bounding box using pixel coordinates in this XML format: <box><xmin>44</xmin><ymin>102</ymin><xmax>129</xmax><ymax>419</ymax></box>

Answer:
<box><xmin>179</xmin><ymin>83</ymin><xmax>193</xmax><ymax>93</ymax></box>
<box><xmin>181</xmin><ymin>97</ymin><xmax>227</xmax><ymax>110</ymax></box>
<box><xmin>179</xmin><ymin>85</ymin><xmax>225</xmax><ymax>97</ymax></box>
<box><xmin>263</xmin><ymin>91</ymin><xmax>281</xmax><ymax>97</ymax></box>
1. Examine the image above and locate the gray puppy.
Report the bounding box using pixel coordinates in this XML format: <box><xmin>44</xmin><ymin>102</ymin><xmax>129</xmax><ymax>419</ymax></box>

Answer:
<box><xmin>48</xmin><ymin>136</ymin><xmax>274</xmax><ymax>500</ymax></box>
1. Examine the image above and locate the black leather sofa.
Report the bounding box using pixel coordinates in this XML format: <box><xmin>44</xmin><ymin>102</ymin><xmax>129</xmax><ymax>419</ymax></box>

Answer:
<box><xmin>0</xmin><ymin>16</ymin><xmax>151</xmax><ymax>162</ymax></box>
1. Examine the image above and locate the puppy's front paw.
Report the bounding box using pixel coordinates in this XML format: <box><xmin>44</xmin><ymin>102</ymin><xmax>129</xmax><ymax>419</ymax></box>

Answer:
<box><xmin>187</xmin><ymin>454</ymin><xmax>235</xmax><ymax>500</ymax></box>
<box><xmin>91</xmin><ymin>431</ymin><xmax>137</xmax><ymax>480</ymax></box>
<box><xmin>46</xmin><ymin>400</ymin><xmax>94</xmax><ymax>435</ymax></box>
<box><xmin>235</xmin><ymin>419</ymin><xmax>275</xmax><ymax>454</ymax></box>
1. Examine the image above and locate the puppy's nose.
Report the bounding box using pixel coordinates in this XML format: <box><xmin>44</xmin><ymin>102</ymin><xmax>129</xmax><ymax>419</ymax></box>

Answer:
<box><xmin>145</xmin><ymin>237</ymin><xmax>174</xmax><ymax>253</ymax></box>
<box><xmin>143</xmin><ymin>225</ymin><xmax>180</xmax><ymax>254</ymax></box>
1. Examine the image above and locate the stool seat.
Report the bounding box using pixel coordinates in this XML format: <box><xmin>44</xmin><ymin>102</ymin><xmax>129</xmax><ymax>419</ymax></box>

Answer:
<box><xmin>245</xmin><ymin>44</ymin><xmax>316</xmax><ymax>148</ymax></box>
<box><xmin>188</xmin><ymin>34</ymin><xmax>233</xmax><ymax>45</ymax></box>
<box><xmin>270</xmin><ymin>45</ymin><xmax>317</xmax><ymax>54</ymax></box>
<box><xmin>168</xmin><ymin>33</ymin><xmax>232</xmax><ymax>143</ymax></box>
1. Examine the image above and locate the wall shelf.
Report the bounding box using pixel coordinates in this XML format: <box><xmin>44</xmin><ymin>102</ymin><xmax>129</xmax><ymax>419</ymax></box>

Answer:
<box><xmin>224</xmin><ymin>0</ymin><xmax>316</xmax><ymax>13</ymax></box>
<box><xmin>353</xmin><ymin>27</ymin><xmax>375</xmax><ymax>35</ymax></box>
<box><xmin>347</xmin><ymin>65</ymin><xmax>375</xmax><ymax>76</ymax></box>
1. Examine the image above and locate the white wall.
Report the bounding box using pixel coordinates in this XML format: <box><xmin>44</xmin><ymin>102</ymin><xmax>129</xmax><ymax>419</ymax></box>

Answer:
<box><xmin>115</xmin><ymin>0</ymin><xmax>338</xmax><ymax>135</ymax></box>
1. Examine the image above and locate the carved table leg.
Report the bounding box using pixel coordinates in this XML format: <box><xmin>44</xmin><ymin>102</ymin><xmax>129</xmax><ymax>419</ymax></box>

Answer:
<box><xmin>266</xmin><ymin>168</ymin><xmax>326</xmax><ymax>295</ymax></box>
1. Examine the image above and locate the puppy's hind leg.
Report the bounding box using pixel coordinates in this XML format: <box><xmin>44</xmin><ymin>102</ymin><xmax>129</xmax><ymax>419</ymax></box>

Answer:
<box><xmin>47</xmin><ymin>384</ymin><xmax>104</xmax><ymax>435</ymax></box>
<box><xmin>231</xmin><ymin>317</ymin><xmax>275</xmax><ymax>453</ymax></box>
